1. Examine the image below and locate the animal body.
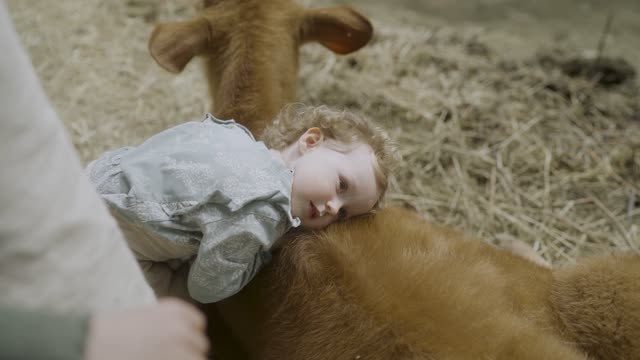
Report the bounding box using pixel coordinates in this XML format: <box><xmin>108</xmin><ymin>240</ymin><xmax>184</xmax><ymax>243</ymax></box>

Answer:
<box><xmin>208</xmin><ymin>207</ymin><xmax>640</xmax><ymax>360</ymax></box>
<box><xmin>148</xmin><ymin>0</ymin><xmax>373</xmax><ymax>136</ymax></box>
<box><xmin>148</xmin><ymin>2</ymin><xmax>640</xmax><ymax>359</ymax></box>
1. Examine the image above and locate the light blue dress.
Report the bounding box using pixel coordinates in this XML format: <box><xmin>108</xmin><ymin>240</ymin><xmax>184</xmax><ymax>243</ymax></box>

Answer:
<box><xmin>87</xmin><ymin>115</ymin><xmax>300</xmax><ymax>303</ymax></box>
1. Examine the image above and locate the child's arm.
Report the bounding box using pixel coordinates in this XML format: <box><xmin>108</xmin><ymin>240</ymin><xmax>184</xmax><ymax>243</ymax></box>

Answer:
<box><xmin>187</xmin><ymin>205</ymin><xmax>287</xmax><ymax>304</ymax></box>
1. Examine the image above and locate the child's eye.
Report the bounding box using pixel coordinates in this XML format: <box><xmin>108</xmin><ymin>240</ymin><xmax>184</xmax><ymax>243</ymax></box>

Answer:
<box><xmin>338</xmin><ymin>178</ymin><xmax>348</xmax><ymax>192</ymax></box>
<box><xmin>338</xmin><ymin>207</ymin><xmax>348</xmax><ymax>220</ymax></box>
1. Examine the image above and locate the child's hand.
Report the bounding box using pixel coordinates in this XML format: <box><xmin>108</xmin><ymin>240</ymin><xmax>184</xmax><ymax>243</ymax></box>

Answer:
<box><xmin>86</xmin><ymin>298</ymin><xmax>209</xmax><ymax>360</ymax></box>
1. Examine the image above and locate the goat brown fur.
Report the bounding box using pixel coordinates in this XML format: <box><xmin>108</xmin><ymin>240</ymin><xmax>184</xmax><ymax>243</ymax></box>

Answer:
<box><xmin>148</xmin><ymin>0</ymin><xmax>372</xmax><ymax>137</ymax></box>
<box><xmin>208</xmin><ymin>207</ymin><xmax>640</xmax><ymax>359</ymax></box>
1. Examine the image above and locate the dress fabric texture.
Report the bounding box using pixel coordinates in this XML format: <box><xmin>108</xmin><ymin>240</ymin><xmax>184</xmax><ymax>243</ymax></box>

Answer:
<box><xmin>88</xmin><ymin>115</ymin><xmax>299</xmax><ymax>303</ymax></box>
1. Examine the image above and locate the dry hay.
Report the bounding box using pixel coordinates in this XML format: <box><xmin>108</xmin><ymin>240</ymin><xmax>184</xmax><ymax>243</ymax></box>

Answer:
<box><xmin>7</xmin><ymin>0</ymin><xmax>640</xmax><ymax>265</ymax></box>
<box><xmin>299</xmin><ymin>24</ymin><xmax>640</xmax><ymax>264</ymax></box>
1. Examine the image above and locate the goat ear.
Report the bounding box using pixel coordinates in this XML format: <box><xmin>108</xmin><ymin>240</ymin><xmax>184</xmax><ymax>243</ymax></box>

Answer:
<box><xmin>148</xmin><ymin>18</ymin><xmax>211</xmax><ymax>73</ymax></box>
<box><xmin>300</xmin><ymin>6</ymin><xmax>373</xmax><ymax>54</ymax></box>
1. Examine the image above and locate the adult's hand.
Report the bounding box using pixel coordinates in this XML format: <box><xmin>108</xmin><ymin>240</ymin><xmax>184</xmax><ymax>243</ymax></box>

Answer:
<box><xmin>86</xmin><ymin>298</ymin><xmax>209</xmax><ymax>360</ymax></box>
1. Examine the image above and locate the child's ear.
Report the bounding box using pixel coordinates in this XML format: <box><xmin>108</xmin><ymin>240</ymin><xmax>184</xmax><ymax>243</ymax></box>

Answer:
<box><xmin>298</xmin><ymin>127</ymin><xmax>324</xmax><ymax>153</ymax></box>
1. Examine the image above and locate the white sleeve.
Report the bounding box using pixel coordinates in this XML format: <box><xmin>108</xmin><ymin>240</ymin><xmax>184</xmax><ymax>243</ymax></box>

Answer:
<box><xmin>0</xmin><ymin>2</ymin><xmax>155</xmax><ymax>313</ymax></box>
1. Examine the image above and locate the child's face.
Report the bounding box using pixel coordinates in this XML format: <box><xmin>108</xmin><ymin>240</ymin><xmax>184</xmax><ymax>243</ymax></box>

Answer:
<box><xmin>289</xmin><ymin>131</ymin><xmax>380</xmax><ymax>229</ymax></box>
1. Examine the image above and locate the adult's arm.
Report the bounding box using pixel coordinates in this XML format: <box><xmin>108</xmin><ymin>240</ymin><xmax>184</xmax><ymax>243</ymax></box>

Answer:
<box><xmin>0</xmin><ymin>299</ymin><xmax>211</xmax><ymax>360</ymax></box>
<box><xmin>0</xmin><ymin>1</ymin><xmax>155</xmax><ymax>312</ymax></box>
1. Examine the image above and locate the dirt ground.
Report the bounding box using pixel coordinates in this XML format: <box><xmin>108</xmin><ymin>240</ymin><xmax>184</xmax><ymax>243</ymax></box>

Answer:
<box><xmin>6</xmin><ymin>0</ymin><xmax>640</xmax><ymax>264</ymax></box>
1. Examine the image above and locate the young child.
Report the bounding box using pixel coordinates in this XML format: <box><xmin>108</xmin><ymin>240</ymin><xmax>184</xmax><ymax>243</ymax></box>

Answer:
<box><xmin>87</xmin><ymin>104</ymin><xmax>399</xmax><ymax>303</ymax></box>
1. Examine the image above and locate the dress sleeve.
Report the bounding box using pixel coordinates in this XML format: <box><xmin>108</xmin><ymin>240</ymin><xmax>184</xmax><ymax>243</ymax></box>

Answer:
<box><xmin>0</xmin><ymin>306</ymin><xmax>89</xmax><ymax>360</ymax></box>
<box><xmin>187</xmin><ymin>207</ymin><xmax>286</xmax><ymax>304</ymax></box>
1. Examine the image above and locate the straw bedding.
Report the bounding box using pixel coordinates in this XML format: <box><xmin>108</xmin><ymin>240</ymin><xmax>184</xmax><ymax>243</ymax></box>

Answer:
<box><xmin>7</xmin><ymin>0</ymin><xmax>639</xmax><ymax>264</ymax></box>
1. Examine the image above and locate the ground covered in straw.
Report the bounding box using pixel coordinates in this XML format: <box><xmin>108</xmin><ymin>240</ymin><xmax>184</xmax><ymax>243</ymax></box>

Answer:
<box><xmin>7</xmin><ymin>0</ymin><xmax>639</xmax><ymax>264</ymax></box>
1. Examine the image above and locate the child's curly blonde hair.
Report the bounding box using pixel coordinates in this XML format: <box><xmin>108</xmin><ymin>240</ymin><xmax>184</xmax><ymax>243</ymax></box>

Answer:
<box><xmin>261</xmin><ymin>104</ymin><xmax>400</xmax><ymax>209</ymax></box>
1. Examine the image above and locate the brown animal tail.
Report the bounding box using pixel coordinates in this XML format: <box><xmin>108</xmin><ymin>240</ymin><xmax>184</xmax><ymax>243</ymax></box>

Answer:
<box><xmin>550</xmin><ymin>253</ymin><xmax>640</xmax><ymax>360</ymax></box>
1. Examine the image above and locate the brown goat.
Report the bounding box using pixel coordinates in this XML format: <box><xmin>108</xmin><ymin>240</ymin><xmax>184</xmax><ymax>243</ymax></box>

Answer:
<box><xmin>208</xmin><ymin>207</ymin><xmax>640</xmax><ymax>360</ymax></box>
<box><xmin>148</xmin><ymin>0</ymin><xmax>373</xmax><ymax>137</ymax></box>
<box><xmin>147</xmin><ymin>2</ymin><xmax>639</xmax><ymax>359</ymax></box>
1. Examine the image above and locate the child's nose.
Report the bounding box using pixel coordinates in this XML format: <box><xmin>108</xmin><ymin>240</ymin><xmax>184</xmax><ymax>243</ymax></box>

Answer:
<box><xmin>326</xmin><ymin>199</ymin><xmax>342</xmax><ymax>216</ymax></box>
<box><xmin>315</xmin><ymin>203</ymin><xmax>326</xmax><ymax>216</ymax></box>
